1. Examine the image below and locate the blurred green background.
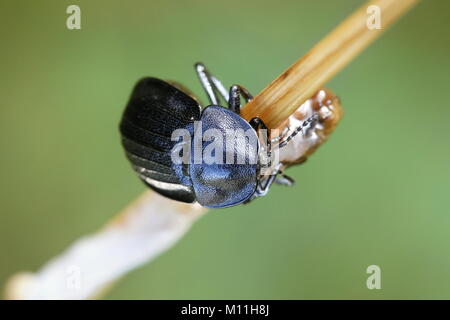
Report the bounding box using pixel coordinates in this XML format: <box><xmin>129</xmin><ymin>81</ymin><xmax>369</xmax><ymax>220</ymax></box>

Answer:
<box><xmin>1</xmin><ymin>0</ymin><xmax>449</xmax><ymax>299</ymax></box>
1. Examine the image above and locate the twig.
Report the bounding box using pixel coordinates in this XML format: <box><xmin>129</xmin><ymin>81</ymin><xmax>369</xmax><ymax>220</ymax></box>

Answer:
<box><xmin>4</xmin><ymin>0</ymin><xmax>418</xmax><ymax>299</ymax></box>
<box><xmin>4</xmin><ymin>192</ymin><xmax>206</xmax><ymax>299</ymax></box>
<box><xmin>241</xmin><ymin>0</ymin><xmax>419</xmax><ymax>128</ymax></box>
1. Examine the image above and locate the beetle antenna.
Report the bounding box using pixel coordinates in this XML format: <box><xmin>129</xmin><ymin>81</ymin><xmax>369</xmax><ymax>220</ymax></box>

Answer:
<box><xmin>278</xmin><ymin>114</ymin><xmax>320</xmax><ymax>148</ymax></box>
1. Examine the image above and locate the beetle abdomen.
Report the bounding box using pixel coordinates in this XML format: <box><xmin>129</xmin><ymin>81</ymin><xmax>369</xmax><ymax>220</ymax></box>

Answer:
<box><xmin>120</xmin><ymin>78</ymin><xmax>201</xmax><ymax>203</ymax></box>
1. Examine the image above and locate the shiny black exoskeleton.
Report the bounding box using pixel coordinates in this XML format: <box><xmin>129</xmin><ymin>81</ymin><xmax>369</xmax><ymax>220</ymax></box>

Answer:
<box><xmin>120</xmin><ymin>63</ymin><xmax>318</xmax><ymax>208</ymax></box>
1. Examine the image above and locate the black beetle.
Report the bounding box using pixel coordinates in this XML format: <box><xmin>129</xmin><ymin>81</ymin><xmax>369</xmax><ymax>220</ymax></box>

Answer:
<box><xmin>120</xmin><ymin>63</ymin><xmax>318</xmax><ymax>208</ymax></box>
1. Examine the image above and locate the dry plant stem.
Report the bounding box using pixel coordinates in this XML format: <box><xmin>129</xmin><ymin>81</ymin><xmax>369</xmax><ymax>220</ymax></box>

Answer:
<box><xmin>4</xmin><ymin>90</ymin><xmax>343</xmax><ymax>300</ymax></box>
<box><xmin>4</xmin><ymin>192</ymin><xmax>206</xmax><ymax>299</ymax></box>
<box><xmin>4</xmin><ymin>0</ymin><xmax>417</xmax><ymax>300</ymax></box>
<box><xmin>241</xmin><ymin>0</ymin><xmax>419</xmax><ymax>128</ymax></box>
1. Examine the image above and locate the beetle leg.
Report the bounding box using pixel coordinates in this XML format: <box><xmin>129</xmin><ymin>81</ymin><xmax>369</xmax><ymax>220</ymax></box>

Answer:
<box><xmin>235</xmin><ymin>85</ymin><xmax>253</xmax><ymax>103</ymax></box>
<box><xmin>249</xmin><ymin>117</ymin><xmax>272</xmax><ymax>168</ymax></box>
<box><xmin>274</xmin><ymin>172</ymin><xmax>295</xmax><ymax>186</ymax></box>
<box><xmin>195</xmin><ymin>63</ymin><xmax>219</xmax><ymax>105</ymax></box>
<box><xmin>228</xmin><ymin>85</ymin><xmax>241</xmax><ymax>114</ymax></box>
<box><xmin>195</xmin><ymin>62</ymin><xmax>229</xmax><ymax>105</ymax></box>
<box><xmin>210</xmin><ymin>75</ymin><xmax>229</xmax><ymax>102</ymax></box>
<box><xmin>228</xmin><ymin>84</ymin><xmax>254</xmax><ymax>115</ymax></box>
<box><xmin>256</xmin><ymin>168</ymin><xmax>294</xmax><ymax>197</ymax></box>
<box><xmin>255</xmin><ymin>173</ymin><xmax>278</xmax><ymax>196</ymax></box>
<box><xmin>271</xmin><ymin>126</ymin><xmax>290</xmax><ymax>144</ymax></box>
<box><xmin>249</xmin><ymin>117</ymin><xmax>268</xmax><ymax>133</ymax></box>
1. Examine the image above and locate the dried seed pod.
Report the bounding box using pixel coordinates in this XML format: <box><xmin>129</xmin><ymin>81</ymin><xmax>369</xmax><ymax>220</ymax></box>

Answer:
<box><xmin>272</xmin><ymin>88</ymin><xmax>343</xmax><ymax>166</ymax></box>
